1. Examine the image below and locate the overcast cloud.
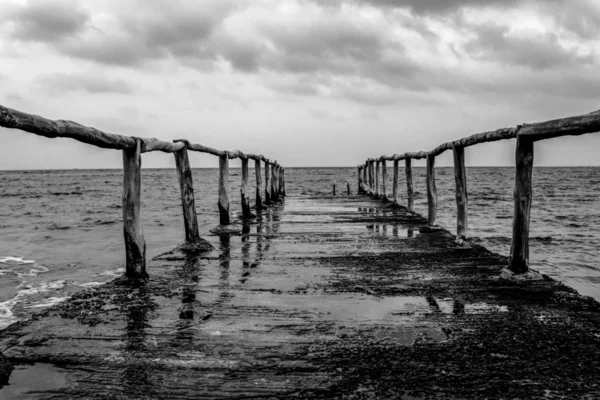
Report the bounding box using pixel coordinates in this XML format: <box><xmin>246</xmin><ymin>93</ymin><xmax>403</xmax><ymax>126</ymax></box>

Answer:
<box><xmin>0</xmin><ymin>0</ymin><xmax>599</xmax><ymax>169</ymax></box>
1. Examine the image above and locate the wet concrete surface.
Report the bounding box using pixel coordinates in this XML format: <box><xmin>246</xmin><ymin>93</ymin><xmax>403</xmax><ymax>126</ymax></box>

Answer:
<box><xmin>1</xmin><ymin>195</ymin><xmax>600</xmax><ymax>399</ymax></box>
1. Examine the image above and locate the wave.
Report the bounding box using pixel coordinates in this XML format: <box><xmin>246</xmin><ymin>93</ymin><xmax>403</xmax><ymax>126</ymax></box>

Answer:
<box><xmin>475</xmin><ymin>236</ymin><xmax>554</xmax><ymax>244</ymax></box>
<box><xmin>0</xmin><ymin>256</ymin><xmax>35</xmax><ymax>264</ymax></box>
<box><xmin>0</xmin><ymin>280</ymin><xmax>68</xmax><ymax>329</ymax></box>
<box><xmin>94</xmin><ymin>220</ymin><xmax>117</xmax><ymax>225</ymax></box>
<box><xmin>49</xmin><ymin>191</ymin><xmax>83</xmax><ymax>196</ymax></box>
<box><xmin>48</xmin><ymin>224</ymin><xmax>71</xmax><ymax>230</ymax></box>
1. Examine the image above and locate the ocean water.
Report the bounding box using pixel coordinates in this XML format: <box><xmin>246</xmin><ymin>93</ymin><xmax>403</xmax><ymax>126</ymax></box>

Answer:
<box><xmin>0</xmin><ymin>167</ymin><xmax>598</xmax><ymax>329</ymax></box>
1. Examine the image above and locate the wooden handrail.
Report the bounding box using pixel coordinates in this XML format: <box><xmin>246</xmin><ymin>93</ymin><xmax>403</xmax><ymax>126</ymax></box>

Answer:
<box><xmin>0</xmin><ymin>105</ymin><xmax>273</xmax><ymax>161</ymax></box>
<box><xmin>360</xmin><ymin>109</ymin><xmax>600</xmax><ymax>276</ymax></box>
<box><xmin>0</xmin><ymin>103</ymin><xmax>286</xmax><ymax>281</ymax></box>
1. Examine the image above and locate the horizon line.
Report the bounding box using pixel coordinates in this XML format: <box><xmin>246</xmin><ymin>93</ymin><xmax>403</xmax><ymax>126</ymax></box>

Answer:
<box><xmin>1</xmin><ymin>165</ymin><xmax>599</xmax><ymax>172</ymax></box>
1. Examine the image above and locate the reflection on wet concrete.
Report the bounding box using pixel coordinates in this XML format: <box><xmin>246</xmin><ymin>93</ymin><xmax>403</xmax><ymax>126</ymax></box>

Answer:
<box><xmin>240</xmin><ymin>223</ymin><xmax>251</xmax><ymax>283</ymax></box>
<box><xmin>120</xmin><ymin>286</ymin><xmax>157</xmax><ymax>397</ymax></box>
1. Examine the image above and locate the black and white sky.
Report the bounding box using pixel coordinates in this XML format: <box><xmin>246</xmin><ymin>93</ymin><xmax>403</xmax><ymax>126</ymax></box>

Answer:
<box><xmin>0</xmin><ymin>0</ymin><xmax>599</xmax><ymax>168</ymax></box>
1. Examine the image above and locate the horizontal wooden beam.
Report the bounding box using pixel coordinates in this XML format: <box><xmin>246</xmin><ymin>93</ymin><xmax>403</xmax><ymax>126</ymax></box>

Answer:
<box><xmin>0</xmin><ymin>105</ymin><xmax>278</xmax><ymax>162</ymax></box>
<box><xmin>518</xmin><ymin>110</ymin><xmax>600</xmax><ymax>141</ymax></box>
<box><xmin>1</xmin><ymin>104</ymin><xmax>138</xmax><ymax>151</ymax></box>
<box><xmin>369</xmin><ymin>109</ymin><xmax>600</xmax><ymax>161</ymax></box>
<box><xmin>142</xmin><ymin>138</ymin><xmax>185</xmax><ymax>153</ymax></box>
<box><xmin>175</xmin><ymin>140</ymin><xmax>225</xmax><ymax>157</ymax></box>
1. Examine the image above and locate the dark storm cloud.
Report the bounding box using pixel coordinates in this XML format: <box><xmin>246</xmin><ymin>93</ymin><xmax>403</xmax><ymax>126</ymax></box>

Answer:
<box><xmin>57</xmin><ymin>0</ymin><xmax>235</xmax><ymax>67</ymax></box>
<box><xmin>465</xmin><ymin>24</ymin><xmax>596</xmax><ymax>70</ymax></box>
<box><xmin>34</xmin><ymin>73</ymin><xmax>134</xmax><ymax>94</ymax></box>
<box><xmin>312</xmin><ymin>0</ymin><xmax>522</xmax><ymax>14</ymax></box>
<box><xmin>2</xmin><ymin>0</ymin><xmax>596</xmax><ymax>108</ymax></box>
<box><xmin>3</xmin><ymin>0</ymin><xmax>90</xmax><ymax>42</ymax></box>
<box><xmin>261</xmin><ymin>21</ymin><xmax>396</xmax><ymax>76</ymax></box>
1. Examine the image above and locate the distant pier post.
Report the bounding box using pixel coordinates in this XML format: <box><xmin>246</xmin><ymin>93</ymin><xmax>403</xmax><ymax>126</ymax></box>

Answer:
<box><xmin>364</xmin><ymin>164</ymin><xmax>370</xmax><ymax>193</ymax></box>
<box><xmin>122</xmin><ymin>138</ymin><xmax>147</xmax><ymax>280</ymax></box>
<box><xmin>405</xmin><ymin>158</ymin><xmax>414</xmax><ymax>211</ymax></box>
<box><xmin>370</xmin><ymin>161</ymin><xmax>375</xmax><ymax>194</ymax></box>
<box><xmin>426</xmin><ymin>154</ymin><xmax>437</xmax><ymax>225</ymax></box>
<box><xmin>174</xmin><ymin>141</ymin><xmax>200</xmax><ymax>242</ymax></box>
<box><xmin>392</xmin><ymin>159</ymin><xmax>399</xmax><ymax>204</ymax></box>
<box><xmin>509</xmin><ymin>137</ymin><xmax>534</xmax><ymax>273</ymax></box>
<box><xmin>255</xmin><ymin>159</ymin><xmax>263</xmax><ymax>210</ymax></box>
<box><xmin>281</xmin><ymin>167</ymin><xmax>286</xmax><ymax>197</ymax></box>
<box><xmin>277</xmin><ymin>165</ymin><xmax>282</xmax><ymax>199</ymax></box>
<box><xmin>357</xmin><ymin>166</ymin><xmax>363</xmax><ymax>194</ymax></box>
<box><xmin>371</xmin><ymin>161</ymin><xmax>376</xmax><ymax>194</ymax></box>
<box><xmin>365</xmin><ymin>161</ymin><xmax>370</xmax><ymax>194</ymax></box>
<box><xmin>218</xmin><ymin>152</ymin><xmax>230</xmax><ymax>225</ymax></box>
<box><xmin>365</xmin><ymin>163</ymin><xmax>370</xmax><ymax>193</ymax></box>
<box><xmin>271</xmin><ymin>163</ymin><xmax>279</xmax><ymax>202</ymax></box>
<box><xmin>265</xmin><ymin>160</ymin><xmax>272</xmax><ymax>204</ymax></box>
<box><xmin>375</xmin><ymin>160</ymin><xmax>380</xmax><ymax>196</ymax></box>
<box><xmin>241</xmin><ymin>157</ymin><xmax>252</xmax><ymax>219</ymax></box>
<box><xmin>381</xmin><ymin>159</ymin><xmax>389</xmax><ymax>201</ymax></box>
<box><xmin>453</xmin><ymin>144</ymin><xmax>468</xmax><ymax>240</ymax></box>
<box><xmin>278</xmin><ymin>167</ymin><xmax>283</xmax><ymax>198</ymax></box>
<box><xmin>347</xmin><ymin>181</ymin><xmax>351</xmax><ymax>195</ymax></box>
<box><xmin>333</xmin><ymin>181</ymin><xmax>337</xmax><ymax>196</ymax></box>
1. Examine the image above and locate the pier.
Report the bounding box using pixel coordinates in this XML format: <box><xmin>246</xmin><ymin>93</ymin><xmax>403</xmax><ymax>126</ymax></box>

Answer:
<box><xmin>1</xmin><ymin>195</ymin><xmax>600</xmax><ymax>398</ymax></box>
<box><xmin>1</xmin><ymin>106</ymin><xmax>600</xmax><ymax>398</ymax></box>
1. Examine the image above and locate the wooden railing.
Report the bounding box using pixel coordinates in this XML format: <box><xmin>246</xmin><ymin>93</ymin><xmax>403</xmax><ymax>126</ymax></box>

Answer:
<box><xmin>358</xmin><ymin>110</ymin><xmax>600</xmax><ymax>275</ymax></box>
<box><xmin>0</xmin><ymin>105</ymin><xmax>286</xmax><ymax>281</ymax></box>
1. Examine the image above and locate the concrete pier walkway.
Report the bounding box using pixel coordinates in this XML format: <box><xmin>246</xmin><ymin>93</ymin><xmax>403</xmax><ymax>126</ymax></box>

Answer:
<box><xmin>1</xmin><ymin>195</ymin><xmax>600</xmax><ymax>399</ymax></box>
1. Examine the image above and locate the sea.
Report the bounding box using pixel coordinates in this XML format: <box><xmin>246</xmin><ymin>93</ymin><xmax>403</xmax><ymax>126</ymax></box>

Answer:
<box><xmin>0</xmin><ymin>167</ymin><xmax>598</xmax><ymax>329</ymax></box>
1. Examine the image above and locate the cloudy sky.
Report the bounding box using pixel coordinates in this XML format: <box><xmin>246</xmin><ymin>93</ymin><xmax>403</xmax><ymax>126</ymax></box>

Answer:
<box><xmin>0</xmin><ymin>0</ymin><xmax>599</xmax><ymax>169</ymax></box>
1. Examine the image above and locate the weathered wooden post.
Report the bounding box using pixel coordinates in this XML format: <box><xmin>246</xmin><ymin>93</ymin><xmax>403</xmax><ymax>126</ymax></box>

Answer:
<box><xmin>364</xmin><ymin>163</ymin><xmax>369</xmax><ymax>193</ymax></box>
<box><xmin>453</xmin><ymin>144</ymin><xmax>468</xmax><ymax>240</ymax></box>
<box><xmin>365</xmin><ymin>162</ymin><xmax>370</xmax><ymax>193</ymax></box>
<box><xmin>426</xmin><ymin>153</ymin><xmax>437</xmax><ymax>225</ymax></box>
<box><xmin>271</xmin><ymin>163</ymin><xmax>279</xmax><ymax>202</ymax></box>
<box><xmin>241</xmin><ymin>157</ymin><xmax>253</xmax><ymax>219</ymax></box>
<box><xmin>255</xmin><ymin>158</ymin><xmax>263</xmax><ymax>210</ymax></box>
<box><xmin>357</xmin><ymin>166</ymin><xmax>363</xmax><ymax>194</ymax></box>
<box><xmin>174</xmin><ymin>142</ymin><xmax>200</xmax><ymax>242</ymax></box>
<box><xmin>367</xmin><ymin>162</ymin><xmax>371</xmax><ymax>193</ymax></box>
<box><xmin>405</xmin><ymin>158</ymin><xmax>414</xmax><ymax>211</ymax></box>
<box><xmin>509</xmin><ymin>136</ymin><xmax>534</xmax><ymax>273</ymax></box>
<box><xmin>278</xmin><ymin>166</ymin><xmax>283</xmax><ymax>198</ymax></box>
<box><xmin>369</xmin><ymin>161</ymin><xmax>374</xmax><ymax>194</ymax></box>
<box><xmin>381</xmin><ymin>159</ymin><xmax>388</xmax><ymax>201</ymax></box>
<box><xmin>392</xmin><ymin>159</ymin><xmax>399</xmax><ymax>204</ymax></box>
<box><xmin>277</xmin><ymin>166</ymin><xmax>282</xmax><ymax>198</ymax></box>
<box><xmin>265</xmin><ymin>160</ymin><xmax>272</xmax><ymax>204</ymax></box>
<box><xmin>364</xmin><ymin>163</ymin><xmax>370</xmax><ymax>193</ymax></box>
<box><xmin>218</xmin><ymin>151</ymin><xmax>230</xmax><ymax>225</ymax></box>
<box><xmin>347</xmin><ymin>181</ymin><xmax>351</xmax><ymax>195</ymax></box>
<box><xmin>274</xmin><ymin>164</ymin><xmax>278</xmax><ymax>201</ymax></box>
<box><xmin>333</xmin><ymin>181</ymin><xmax>337</xmax><ymax>195</ymax></box>
<box><xmin>122</xmin><ymin>138</ymin><xmax>147</xmax><ymax>280</ymax></box>
<box><xmin>281</xmin><ymin>167</ymin><xmax>286</xmax><ymax>197</ymax></box>
<box><xmin>375</xmin><ymin>160</ymin><xmax>380</xmax><ymax>196</ymax></box>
